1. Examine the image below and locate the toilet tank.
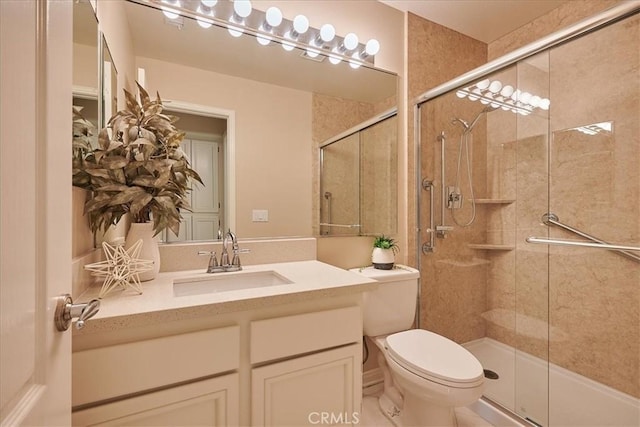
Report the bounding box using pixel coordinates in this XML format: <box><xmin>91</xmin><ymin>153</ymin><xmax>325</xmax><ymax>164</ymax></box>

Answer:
<box><xmin>349</xmin><ymin>266</ymin><xmax>420</xmax><ymax>336</ymax></box>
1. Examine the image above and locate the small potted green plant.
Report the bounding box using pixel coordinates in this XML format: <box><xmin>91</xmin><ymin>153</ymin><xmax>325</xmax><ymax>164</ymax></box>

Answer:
<box><xmin>372</xmin><ymin>235</ymin><xmax>398</xmax><ymax>270</ymax></box>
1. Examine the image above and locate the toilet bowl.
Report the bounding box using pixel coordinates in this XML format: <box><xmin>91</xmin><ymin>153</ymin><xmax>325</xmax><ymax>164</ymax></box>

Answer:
<box><xmin>350</xmin><ymin>266</ymin><xmax>485</xmax><ymax>427</ymax></box>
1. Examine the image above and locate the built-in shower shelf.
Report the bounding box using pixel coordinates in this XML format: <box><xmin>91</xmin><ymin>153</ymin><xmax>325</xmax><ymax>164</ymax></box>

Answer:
<box><xmin>468</xmin><ymin>244</ymin><xmax>515</xmax><ymax>251</ymax></box>
<box><xmin>472</xmin><ymin>199</ymin><xmax>515</xmax><ymax>205</ymax></box>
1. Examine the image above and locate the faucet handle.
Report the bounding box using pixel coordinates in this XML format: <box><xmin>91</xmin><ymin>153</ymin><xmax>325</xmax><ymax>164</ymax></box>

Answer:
<box><xmin>230</xmin><ymin>248</ymin><xmax>250</xmax><ymax>270</ymax></box>
<box><xmin>198</xmin><ymin>251</ymin><xmax>222</xmax><ymax>273</ymax></box>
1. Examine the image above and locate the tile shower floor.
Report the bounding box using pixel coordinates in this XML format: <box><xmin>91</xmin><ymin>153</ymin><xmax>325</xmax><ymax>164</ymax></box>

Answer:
<box><xmin>360</xmin><ymin>396</ymin><xmax>494</xmax><ymax>427</ymax></box>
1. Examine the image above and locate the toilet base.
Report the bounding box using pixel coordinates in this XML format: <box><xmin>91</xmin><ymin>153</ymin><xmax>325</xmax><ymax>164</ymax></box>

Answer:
<box><xmin>377</xmin><ymin>392</ymin><xmax>457</xmax><ymax>427</ymax></box>
<box><xmin>401</xmin><ymin>393</ymin><xmax>456</xmax><ymax>427</ymax></box>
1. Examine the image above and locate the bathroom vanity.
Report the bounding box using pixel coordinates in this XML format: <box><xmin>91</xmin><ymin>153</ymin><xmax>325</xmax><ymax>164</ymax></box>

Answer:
<box><xmin>71</xmin><ymin>261</ymin><xmax>376</xmax><ymax>426</ymax></box>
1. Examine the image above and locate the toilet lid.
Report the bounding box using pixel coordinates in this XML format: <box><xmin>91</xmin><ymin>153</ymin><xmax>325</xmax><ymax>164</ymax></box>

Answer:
<box><xmin>386</xmin><ymin>329</ymin><xmax>484</xmax><ymax>386</ymax></box>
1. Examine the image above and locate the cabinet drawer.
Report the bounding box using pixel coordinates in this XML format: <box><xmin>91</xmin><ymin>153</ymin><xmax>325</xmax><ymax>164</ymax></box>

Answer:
<box><xmin>73</xmin><ymin>373</ymin><xmax>239</xmax><ymax>427</ymax></box>
<box><xmin>250</xmin><ymin>306</ymin><xmax>361</xmax><ymax>364</ymax></box>
<box><xmin>73</xmin><ymin>326</ymin><xmax>240</xmax><ymax>407</ymax></box>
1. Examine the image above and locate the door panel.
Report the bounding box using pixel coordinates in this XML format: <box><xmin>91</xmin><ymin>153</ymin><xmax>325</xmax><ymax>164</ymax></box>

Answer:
<box><xmin>0</xmin><ymin>1</ymin><xmax>73</xmax><ymax>425</ymax></box>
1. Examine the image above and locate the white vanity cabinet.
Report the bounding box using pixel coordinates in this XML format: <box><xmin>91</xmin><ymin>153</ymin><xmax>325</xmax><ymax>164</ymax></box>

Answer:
<box><xmin>72</xmin><ymin>292</ymin><xmax>366</xmax><ymax>426</ymax></box>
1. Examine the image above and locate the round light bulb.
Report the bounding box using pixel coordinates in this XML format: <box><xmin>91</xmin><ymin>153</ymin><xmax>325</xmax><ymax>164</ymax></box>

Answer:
<box><xmin>488</xmin><ymin>80</ymin><xmax>502</xmax><ymax>94</ymax></box>
<box><xmin>500</xmin><ymin>85</ymin><xmax>514</xmax><ymax>98</ymax></box>
<box><xmin>293</xmin><ymin>15</ymin><xmax>309</xmax><ymax>34</ymax></box>
<box><xmin>227</xmin><ymin>24</ymin><xmax>244</xmax><ymax>37</ymax></box>
<box><xmin>481</xmin><ymin>92</ymin><xmax>492</xmax><ymax>105</ymax></box>
<box><xmin>469</xmin><ymin>88</ymin><xmax>482</xmax><ymax>101</ymax></box>
<box><xmin>328</xmin><ymin>48</ymin><xmax>341</xmax><ymax>65</ymax></box>
<box><xmin>257</xmin><ymin>34</ymin><xmax>271</xmax><ymax>46</ymax></box>
<box><xmin>320</xmin><ymin>24</ymin><xmax>335</xmax><ymax>42</ymax></box>
<box><xmin>539</xmin><ymin>98</ymin><xmax>551</xmax><ymax>110</ymax></box>
<box><xmin>365</xmin><ymin>39</ymin><xmax>380</xmax><ymax>56</ymax></box>
<box><xmin>476</xmin><ymin>79</ymin><xmax>490</xmax><ymax>90</ymax></box>
<box><xmin>201</xmin><ymin>0</ymin><xmax>217</xmax><ymax>7</ymax></box>
<box><xmin>511</xmin><ymin>89</ymin><xmax>521</xmax><ymax>101</ymax></box>
<box><xmin>197</xmin><ymin>17</ymin><xmax>213</xmax><ymax>28</ymax></box>
<box><xmin>265</xmin><ymin>7</ymin><xmax>282</xmax><ymax>27</ymax></box>
<box><xmin>281</xmin><ymin>32</ymin><xmax>296</xmax><ymax>51</ymax></box>
<box><xmin>456</xmin><ymin>90</ymin><xmax>467</xmax><ymax>99</ymax></box>
<box><xmin>529</xmin><ymin>95</ymin><xmax>541</xmax><ymax>108</ymax></box>
<box><xmin>306</xmin><ymin>47</ymin><xmax>320</xmax><ymax>58</ymax></box>
<box><xmin>519</xmin><ymin>91</ymin><xmax>532</xmax><ymax>104</ymax></box>
<box><xmin>233</xmin><ymin>0</ymin><xmax>252</xmax><ymax>18</ymax></box>
<box><xmin>162</xmin><ymin>0</ymin><xmax>181</xmax><ymax>19</ymax></box>
<box><xmin>343</xmin><ymin>33</ymin><xmax>358</xmax><ymax>50</ymax></box>
<box><xmin>349</xmin><ymin>53</ymin><xmax>361</xmax><ymax>69</ymax></box>
<box><xmin>196</xmin><ymin>6</ymin><xmax>213</xmax><ymax>28</ymax></box>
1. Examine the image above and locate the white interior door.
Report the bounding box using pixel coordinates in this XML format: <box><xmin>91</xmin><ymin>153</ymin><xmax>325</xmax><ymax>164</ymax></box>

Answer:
<box><xmin>1</xmin><ymin>1</ymin><xmax>73</xmax><ymax>425</ymax></box>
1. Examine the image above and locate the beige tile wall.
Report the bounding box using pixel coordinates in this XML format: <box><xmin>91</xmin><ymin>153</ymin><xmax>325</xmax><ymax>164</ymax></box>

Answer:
<box><xmin>408</xmin><ymin>13</ymin><xmax>489</xmax><ymax>343</ymax></box>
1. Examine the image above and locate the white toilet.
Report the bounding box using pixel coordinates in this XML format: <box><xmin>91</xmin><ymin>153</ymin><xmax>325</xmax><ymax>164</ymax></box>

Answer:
<box><xmin>351</xmin><ymin>265</ymin><xmax>485</xmax><ymax>427</ymax></box>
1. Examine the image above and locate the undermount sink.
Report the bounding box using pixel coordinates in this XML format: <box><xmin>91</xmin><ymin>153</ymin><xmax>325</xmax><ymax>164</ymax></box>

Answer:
<box><xmin>173</xmin><ymin>270</ymin><xmax>293</xmax><ymax>297</ymax></box>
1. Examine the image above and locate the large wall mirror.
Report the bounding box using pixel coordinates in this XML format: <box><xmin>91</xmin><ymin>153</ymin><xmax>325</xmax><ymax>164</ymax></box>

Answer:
<box><xmin>97</xmin><ymin>0</ymin><xmax>398</xmax><ymax>242</ymax></box>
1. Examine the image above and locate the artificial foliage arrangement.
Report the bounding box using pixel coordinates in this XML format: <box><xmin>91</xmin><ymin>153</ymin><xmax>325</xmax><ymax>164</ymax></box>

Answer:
<box><xmin>72</xmin><ymin>82</ymin><xmax>203</xmax><ymax>236</ymax></box>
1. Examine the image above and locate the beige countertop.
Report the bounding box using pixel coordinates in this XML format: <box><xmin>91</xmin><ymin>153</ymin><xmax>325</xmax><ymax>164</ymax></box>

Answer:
<box><xmin>75</xmin><ymin>260</ymin><xmax>377</xmax><ymax>334</ymax></box>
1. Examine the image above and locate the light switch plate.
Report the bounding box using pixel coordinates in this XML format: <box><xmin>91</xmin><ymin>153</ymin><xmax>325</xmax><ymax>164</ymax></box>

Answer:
<box><xmin>252</xmin><ymin>209</ymin><xmax>269</xmax><ymax>222</ymax></box>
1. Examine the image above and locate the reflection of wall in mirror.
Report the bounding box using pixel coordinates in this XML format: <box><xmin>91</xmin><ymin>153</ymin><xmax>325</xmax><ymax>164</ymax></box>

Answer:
<box><xmin>138</xmin><ymin>56</ymin><xmax>313</xmax><ymax>239</ymax></box>
<box><xmin>360</xmin><ymin>115</ymin><xmax>398</xmax><ymax>235</ymax></box>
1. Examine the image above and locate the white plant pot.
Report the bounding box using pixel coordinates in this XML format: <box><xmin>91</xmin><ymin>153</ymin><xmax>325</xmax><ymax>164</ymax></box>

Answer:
<box><xmin>125</xmin><ymin>222</ymin><xmax>160</xmax><ymax>281</ymax></box>
<box><xmin>372</xmin><ymin>247</ymin><xmax>395</xmax><ymax>270</ymax></box>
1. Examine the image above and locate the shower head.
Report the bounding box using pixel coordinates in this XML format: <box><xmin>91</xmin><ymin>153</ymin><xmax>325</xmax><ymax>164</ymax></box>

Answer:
<box><xmin>452</xmin><ymin>105</ymin><xmax>498</xmax><ymax>133</ymax></box>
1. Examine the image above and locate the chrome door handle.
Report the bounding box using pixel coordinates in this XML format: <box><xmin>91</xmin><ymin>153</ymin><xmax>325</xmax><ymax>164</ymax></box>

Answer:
<box><xmin>55</xmin><ymin>294</ymin><xmax>100</xmax><ymax>331</ymax></box>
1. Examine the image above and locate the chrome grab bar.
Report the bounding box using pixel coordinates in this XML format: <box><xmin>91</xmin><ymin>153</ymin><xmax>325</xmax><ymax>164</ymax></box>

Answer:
<box><xmin>526</xmin><ymin>213</ymin><xmax>640</xmax><ymax>262</ymax></box>
<box><xmin>421</xmin><ymin>179</ymin><xmax>435</xmax><ymax>253</ymax></box>
<box><xmin>319</xmin><ymin>223</ymin><xmax>361</xmax><ymax>229</ymax></box>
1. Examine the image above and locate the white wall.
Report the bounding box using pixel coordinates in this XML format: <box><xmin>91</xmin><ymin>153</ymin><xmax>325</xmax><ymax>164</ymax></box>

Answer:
<box><xmin>138</xmin><ymin>57</ymin><xmax>313</xmax><ymax>238</ymax></box>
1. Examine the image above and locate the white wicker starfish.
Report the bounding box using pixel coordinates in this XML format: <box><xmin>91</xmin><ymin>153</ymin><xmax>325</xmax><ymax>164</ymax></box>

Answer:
<box><xmin>84</xmin><ymin>239</ymin><xmax>154</xmax><ymax>298</ymax></box>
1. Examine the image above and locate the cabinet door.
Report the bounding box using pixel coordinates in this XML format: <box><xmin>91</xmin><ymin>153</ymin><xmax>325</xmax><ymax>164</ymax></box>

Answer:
<box><xmin>252</xmin><ymin>344</ymin><xmax>361</xmax><ymax>427</ymax></box>
<box><xmin>72</xmin><ymin>374</ymin><xmax>239</xmax><ymax>427</ymax></box>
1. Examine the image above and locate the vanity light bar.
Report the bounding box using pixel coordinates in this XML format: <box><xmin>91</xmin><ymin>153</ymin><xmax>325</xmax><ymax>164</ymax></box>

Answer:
<box><xmin>455</xmin><ymin>78</ymin><xmax>550</xmax><ymax>116</ymax></box>
<box><xmin>141</xmin><ymin>0</ymin><xmax>380</xmax><ymax>68</ymax></box>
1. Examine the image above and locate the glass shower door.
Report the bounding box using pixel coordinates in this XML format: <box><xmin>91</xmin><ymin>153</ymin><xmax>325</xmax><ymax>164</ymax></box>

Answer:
<box><xmin>544</xmin><ymin>13</ymin><xmax>640</xmax><ymax>426</ymax></box>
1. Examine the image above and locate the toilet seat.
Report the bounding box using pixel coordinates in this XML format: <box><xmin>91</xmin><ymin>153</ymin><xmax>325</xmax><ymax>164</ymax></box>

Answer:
<box><xmin>385</xmin><ymin>329</ymin><xmax>484</xmax><ymax>388</ymax></box>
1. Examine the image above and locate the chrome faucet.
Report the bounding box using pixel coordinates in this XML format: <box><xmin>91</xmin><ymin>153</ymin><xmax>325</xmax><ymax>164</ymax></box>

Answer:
<box><xmin>200</xmin><ymin>230</ymin><xmax>249</xmax><ymax>273</ymax></box>
<box><xmin>221</xmin><ymin>230</ymin><xmax>248</xmax><ymax>272</ymax></box>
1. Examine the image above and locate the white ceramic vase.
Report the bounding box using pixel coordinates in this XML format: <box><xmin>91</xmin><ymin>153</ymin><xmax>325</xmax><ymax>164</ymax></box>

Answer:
<box><xmin>372</xmin><ymin>247</ymin><xmax>395</xmax><ymax>270</ymax></box>
<box><xmin>125</xmin><ymin>222</ymin><xmax>160</xmax><ymax>281</ymax></box>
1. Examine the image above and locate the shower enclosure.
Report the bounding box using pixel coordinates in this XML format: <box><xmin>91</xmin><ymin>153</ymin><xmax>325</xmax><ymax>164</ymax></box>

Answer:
<box><xmin>416</xmin><ymin>6</ymin><xmax>639</xmax><ymax>426</ymax></box>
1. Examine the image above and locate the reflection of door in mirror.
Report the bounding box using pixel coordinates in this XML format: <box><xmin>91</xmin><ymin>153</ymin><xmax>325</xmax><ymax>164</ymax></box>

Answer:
<box><xmin>321</xmin><ymin>133</ymin><xmax>360</xmax><ymax>236</ymax></box>
<box><xmin>100</xmin><ymin>37</ymin><xmax>118</xmax><ymax>128</ymax></box>
<box><xmin>320</xmin><ymin>111</ymin><xmax>397</xmax><ymax>237</ymax></box>
<box><xmin>162</xmin><ymin>110</ymin><xmax>227</xmax><ymax>242</ymax></box>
